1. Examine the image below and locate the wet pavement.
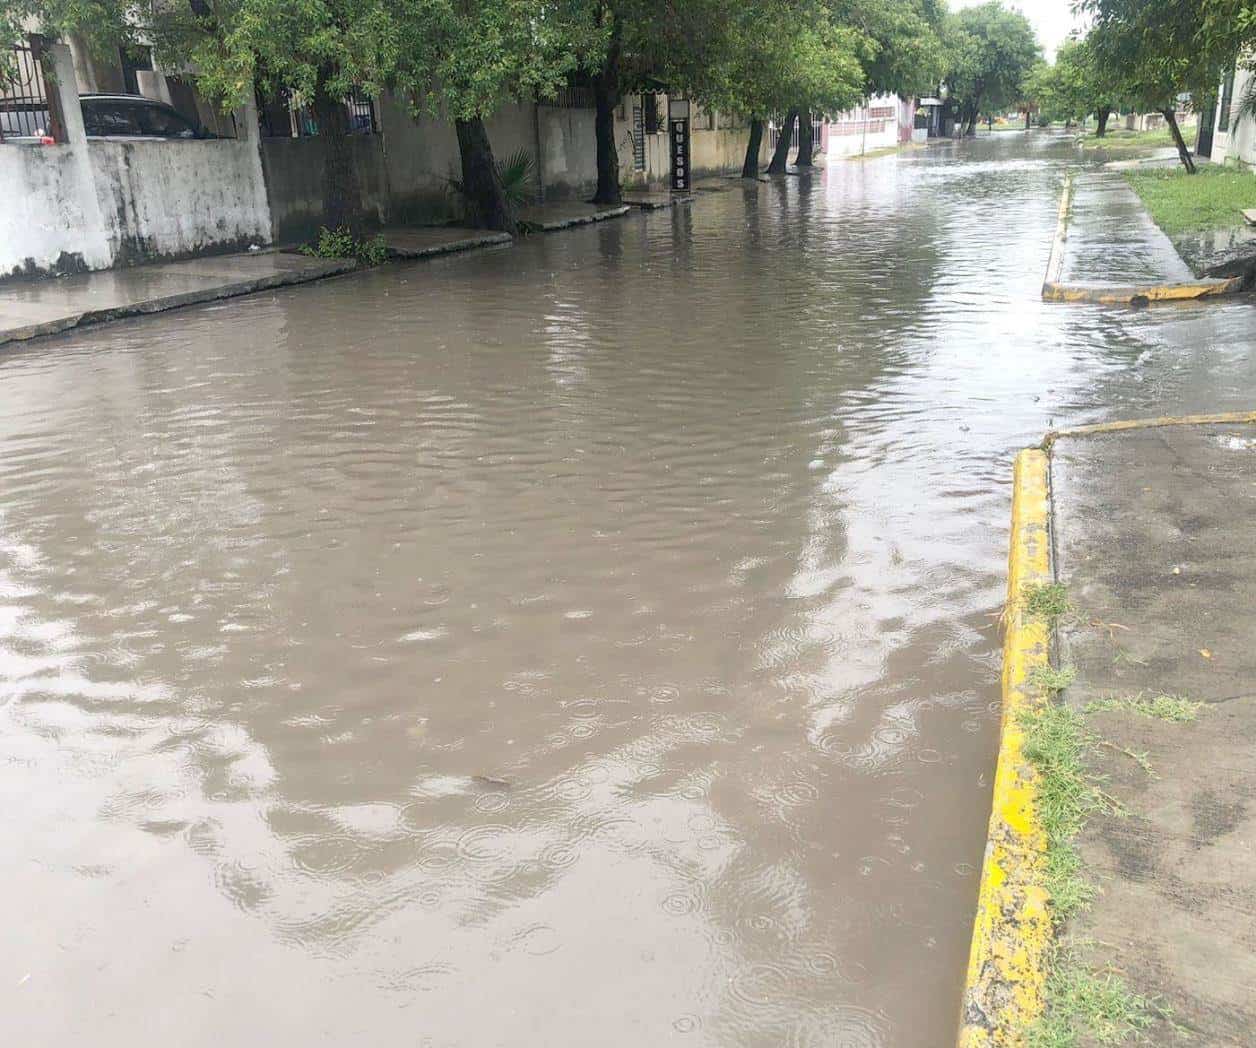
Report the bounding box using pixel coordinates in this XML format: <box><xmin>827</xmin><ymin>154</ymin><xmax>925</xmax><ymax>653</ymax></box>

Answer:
<box><xmin>1053</xmin><ymin>423</ymin><xmax>1256</xmax><ymax>1045</ymax></box>
<box><xmin>3</xmin><ymin>132</ymin><xmax>1256</xmax><ymax>1046</ymax></box>
<box><xmin>0</xmin><ymin>251</ymin><xmax>353</xmax><ymax>344</ymax></box>
<box><xmin>1064</xmin><ymin>171</ymin><xmax>1196</xmax><ymax>286</ymax></box>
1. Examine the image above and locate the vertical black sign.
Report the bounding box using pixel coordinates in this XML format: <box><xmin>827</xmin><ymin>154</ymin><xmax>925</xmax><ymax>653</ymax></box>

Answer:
<box><xmin>670</xmin><ymin>116</ymin><xmax>691</xmax><ymax>192</ymax></box>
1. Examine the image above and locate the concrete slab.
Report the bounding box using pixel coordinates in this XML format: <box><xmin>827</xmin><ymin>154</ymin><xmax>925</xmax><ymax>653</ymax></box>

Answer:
<box><xmin>0</xmin><ymin>252</ymin><xmax>354</xmax><ymax>346</ymax></box>
<box><xmin>378</xmin><ymin>226</ymin><xmax>511</xmax><ymax>258</ymax></box>
<box><xmin>622</xmin><ymin>191</ymin><xmax>695</xmax><ymax>210</ymax></box>
<box><xmin>517</xmin><ymin>202</ymin><xmax>630</xmax><ymax>231</ymax></box>
<box><xmin>1052</xmin><ymin>423</ymin><xmax>1256</xmax><ymax>1046</ymax></box>
<box><xmin>1063</xmin><ymin>171</ymin><xmax>1197</xmax><ymax>286</ymax></box>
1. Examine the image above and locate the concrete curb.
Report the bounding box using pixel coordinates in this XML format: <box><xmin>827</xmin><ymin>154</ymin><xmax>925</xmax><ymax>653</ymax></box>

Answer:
<box><xmin>957</xmin><ymin>449</ymin><xmax>1053</xmax><ymax>1047</ymax></box>
<box><xmin>522</xmin><ymin>205</ymin><xmax>630</xmax><ymax>232</ymax></box>
<box><xmin>0</xmin><ymin>259</ymin><xmax>357</xmax><ymax>347</ymax></box>
<box><xmin>383</xmin><ymin>232</ymin><xmax>511</xmax><ymax>259</ymax></box>
<box><xmin>1041</xmin><ymin>173</ymin><xmax>1245</xmax><ymax>306</ymax></box>
<box><xmin>1044</xmin><ymin>409</ymin><xmax>1256</xmax><ymax>448</ymax></box>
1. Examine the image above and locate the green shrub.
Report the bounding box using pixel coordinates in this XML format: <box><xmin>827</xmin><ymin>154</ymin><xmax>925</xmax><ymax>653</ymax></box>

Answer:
<box><xmin>302</xmin><ymin>226</ymin><xmax>389</xmax><ymax>266</ymax></box>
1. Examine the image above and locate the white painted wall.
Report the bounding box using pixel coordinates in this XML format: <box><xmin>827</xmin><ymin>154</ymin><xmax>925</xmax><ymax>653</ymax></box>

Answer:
<box><xmin>822</xmin><ymin>95</ymin><xmax>901</xmax><ymax>159</ymax></box>
<box><xmin>1</xmin><ymin>43</ymin><xmax>271</xmax><ymax>278</ymax></box>
<box><xmin>0</xmin><ymin>143</ymin><xmax>112</xmax><ymax>276</ymax></box>
<box><xmin>1210</xmin><ymin>66</ymin><xmax>1256</xmax><ymax>167</ymax></box>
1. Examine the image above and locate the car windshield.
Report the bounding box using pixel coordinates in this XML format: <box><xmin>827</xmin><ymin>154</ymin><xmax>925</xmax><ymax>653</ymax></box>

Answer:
<box><xmin>82</xmin><ymin>100</ymin><xmax>143</xmax><ymax>136</ymax></box>
<box><xmin>138</xmin><ymin>104</ymin><xmax>197</xmax><ymax>138</ymax></box>
<box><xmin>82</xmin><ymin>98</ymin><xmax>199</xmax><ymax>138</ymax></box>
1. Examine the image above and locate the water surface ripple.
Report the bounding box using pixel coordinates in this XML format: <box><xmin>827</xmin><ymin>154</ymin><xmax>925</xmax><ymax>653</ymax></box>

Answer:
<box><xmin>3</xmin><ymin>134</ymin><xmax>1255</xmax><ymax>1045</ymax></box>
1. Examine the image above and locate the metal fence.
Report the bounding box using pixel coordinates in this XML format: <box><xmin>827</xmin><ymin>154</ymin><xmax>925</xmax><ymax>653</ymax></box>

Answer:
<box><xmin>768</xmin><ymin>116</ymin><xmax>825</xmax><ymax>152</ymax></box>
<box><xmin>1</xmin><ymin>43</ymin><xmax>52</xmax><ymax>141</ymax></box>
<box><xmin>255</xmin><ymin>83</ymin><xmax>379</xmax><ymax>138</ymax></box>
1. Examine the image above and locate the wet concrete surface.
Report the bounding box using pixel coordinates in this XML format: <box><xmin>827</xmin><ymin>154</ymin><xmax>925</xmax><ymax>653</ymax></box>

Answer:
<box><xmin>1053</xmin><ymin>425</ymin><xmax>1256</xmax><ymax>1045</ymax></box>
<box><xmin>0</xmin><ymin>251</ymin><xmax>353</xmax><ymax>344</ymax></box>
<box><xmin>518</xmin><ymin>201</ymin><xmax>630</xmax><ymax>230</ymax></box>
<box><xmin>3</xmin><ymin>132</ymin><xmax>1256</xmax><ymax>1046</ymax></box>
<box><xmin>379</xmin><ymin>226</ymin><xmax>513</xmax><ymax>259</ymax></box>
<box><xmin>1064</xmin><ymin>172</ymin><xmax>1197</xmax><ymax>286</ymax></box>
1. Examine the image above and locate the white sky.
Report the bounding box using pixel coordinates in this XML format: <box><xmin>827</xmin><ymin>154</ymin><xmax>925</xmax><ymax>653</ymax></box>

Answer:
<box><xmin>950</xmin><ymin>0</ymin><xmax>1087</xmax><ymax>60</ymax></box>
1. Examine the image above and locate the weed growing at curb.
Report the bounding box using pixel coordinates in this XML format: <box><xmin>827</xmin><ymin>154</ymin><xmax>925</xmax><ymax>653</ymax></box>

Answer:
<box><xmin>1023</xmin><ymin>582</ymin><xmax>1074</xmax><ymax>621</ymax></box>
<box><xmin>302</xmin><ymin>227</ymin><xmax>388</xmax><ymax>266</ymax></box>
<box><xmin>1027</xmin><ymin>950</ymin><xmax>1155</xmax><ymax>1048</ymax></box>
<box><xmin>1030</xmin><ymin>664</ymin><xmax>1078</xmax><ymax>694</ymax></box>
<box><xmin>1020</xmin><ymin>702</ymin><xmax>1104</xmax><ymax>920</ymax></box>
<box><xmin>1089</xmin><ymin>695</ymin><xmax>1202</xmax><ymax>723</ymax></box>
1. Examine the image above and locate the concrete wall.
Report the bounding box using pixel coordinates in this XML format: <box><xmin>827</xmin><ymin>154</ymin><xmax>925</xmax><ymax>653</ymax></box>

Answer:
<box><xmin>537</xmin><ymin>106</ymin><xmax>598</xmax><ymax>199</ymax></box>
<box><xmin>0</xmin><ymin>143</ymin><xmax>111</xmax><ymax>277</ymax></box>
<box><xmin>88</xmin><ymin>138</ymin><xmax>271</xmax><ymax>265</ymax></box>
<box><xmin>613</xmin><ymin>94</ymin><xmax>761</xmax><ymax>188</ymax></box>
<box><xmin>1209</xmin><ymin>67</ymin><xmax>1256</xmax><ymax>168</ymax></box>
<box><xmin>260</xmin><ymin>135</ymin><xmax>390</xmax><ymax>243</ymax></box>
<box><xmin>1</xmin><ymin>43</ymin><xmax>270</xmax><ymax>279</ymax></box>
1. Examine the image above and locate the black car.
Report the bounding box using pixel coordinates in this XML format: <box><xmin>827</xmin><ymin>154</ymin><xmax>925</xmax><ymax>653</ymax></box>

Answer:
<box><xmin>1</xmin><ymin>93</ymin><xmax>216</xmax><ymax>142</ymax></box>
<box><xmin>80</xmin><ymin>94</ymin><xmax>217</xmax><ymax>139</ymax></box>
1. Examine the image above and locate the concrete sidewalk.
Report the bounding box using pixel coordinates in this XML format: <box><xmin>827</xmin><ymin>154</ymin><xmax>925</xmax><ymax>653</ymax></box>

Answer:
<box><xmin>1044</xmin><ymin>171</ymin><xmax>1242</xmax><ymax>304</ymax></box>
<box><xmin>1051</xmin><ymin>420</ymin><xmax>1256</xmax><ymax>1045</ymax></box>
<box><xmin>0</xmin><ymin>218</ymin><xmax>551</xmax><ymax>348</ymax></box>
<box><xmin>0</xmin><ymin>251</ymin><xmax>355</xmax><ymax>346</ymax></box>
<box><xmin>1063</xmin><ymin>171</ymin><xmax>1197</xmax><ymax>286</ymax></box>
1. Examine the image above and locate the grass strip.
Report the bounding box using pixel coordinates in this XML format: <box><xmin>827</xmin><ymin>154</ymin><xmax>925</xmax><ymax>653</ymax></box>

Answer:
<box><xmin>1125</xmin><ymin>165</ymin><xmax>1256</xmax><ymax>237</ymax></box>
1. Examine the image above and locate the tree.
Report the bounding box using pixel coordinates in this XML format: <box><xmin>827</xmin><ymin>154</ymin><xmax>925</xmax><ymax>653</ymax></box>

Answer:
<box><xmin>940</xmin><ymin>2</ymin><xmax>1041</xmax><ymax>136</ymax></box>
<box><xmin>391</xmin><ymin>0</ymin><xmax>602</xmax><ymax>232</ymax></box>
<box><xmin>1083</xmin><ymin>0</ymin><xmax>1256</xmax><ymax>171</ymax></box>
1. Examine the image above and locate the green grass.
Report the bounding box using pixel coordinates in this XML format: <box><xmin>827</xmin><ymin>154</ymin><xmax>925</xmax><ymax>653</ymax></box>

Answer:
<box><xmin>1089</xmin><ymin>695</ymin><xmax>1202</xmax><ymax>723</ymax></box>
<box><xmin>1030</xmin><ymin>664</ymin><xmax>1078</xmax><ymax>694</ymax></box>
<box><xmin>1020</xmin><ymin>701</ymin><xmax>1104</xmax><ymax>920</ymax></box>
<box><xmin>1125</xmin><ymin>165</ymin><xmax>1256</xmax><ymax>237</ymax></box>
<box><xmin>1029</xmin><ymin>954</ymin><xmax>1156</xmax><ymax>1048</ymax></box>
<box><xmin>1023</xmin><ymin>582</ymin><xmax>1074</xmax><ymax>622</ymax></box>
<box><xmin>1079</xmin><ymin>126</ymin><xmax>1180</xmax><ymax>153</ymax></box>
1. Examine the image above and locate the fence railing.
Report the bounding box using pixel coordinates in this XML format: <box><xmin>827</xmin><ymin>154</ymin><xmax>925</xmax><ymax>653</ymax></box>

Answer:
<box><xmin>767</xmin><ymin>117</ymin><xmax>825</xmax><ymax>153</ymax></box>
<box><xmin>1</xmin><ymin>41</ymin><xmax>61</xmax><ymax>142</ymax></box>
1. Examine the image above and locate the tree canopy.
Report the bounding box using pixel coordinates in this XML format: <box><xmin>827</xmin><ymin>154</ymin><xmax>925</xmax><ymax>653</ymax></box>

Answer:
<box><xmin>940</xmin><ymin>1</ymin><xmax>1041</xmax><ymax>135</ymax></box>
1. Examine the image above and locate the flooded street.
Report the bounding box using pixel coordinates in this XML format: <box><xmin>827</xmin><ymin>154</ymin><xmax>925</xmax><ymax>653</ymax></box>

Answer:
<box><xmin>3</xmin><ymin>133</ymin><xmax>1255</xmax><ymax>1046</ymax></box>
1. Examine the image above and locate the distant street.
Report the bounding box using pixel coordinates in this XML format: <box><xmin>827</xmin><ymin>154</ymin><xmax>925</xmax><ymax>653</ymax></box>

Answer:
<box><xmin>4</xmin><ymin>133</ymin><xmax>1256</xmax><ymax>1045</ymax></box>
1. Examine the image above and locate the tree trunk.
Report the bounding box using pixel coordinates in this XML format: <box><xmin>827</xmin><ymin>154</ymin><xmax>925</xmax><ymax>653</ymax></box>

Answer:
<box><xmin>767</xmin><ymin>109</ymin><xmax>797</xmax><ymax>174</ymax></box>
<box><xmin>1163</xmin><ymin>108</ymin><xmax>1197</xmax><ymax>174</ymax></box>
<box><xmin>742</xmin><ymin>117</ymin><xmax>764</xmax><ymax>178</ymax></box>
<box><xmin>1024</xmin><ymin>109</ymin><xmax>1031</xmax><ymax>131</ymax></box>
<box><xmin>1096</xmin><ymin>108</ymin><xmax>1111</xmax><ymax>137</ymax></box>
<box><xmin>592</xmin><ymin>18</ymin><xmax>623</xmax><ymax>205</ymax></box>
<box><xmin>795</xmin><ymin>109</ymin><xmax>814</xmax><ymax>167</ymax></box>
<box><xmin>455</xmin><ymin>116</ymin><xmax>517</xmax><ymax>233</ymax></box>
<box><xmin>311</xmin><ymin>86</ymin><xmax>362</xmax><ymax>234</ymax></box>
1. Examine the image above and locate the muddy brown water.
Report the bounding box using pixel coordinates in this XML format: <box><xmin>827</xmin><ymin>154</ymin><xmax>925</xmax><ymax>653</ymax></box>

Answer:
<box><xmin>4</xmin><ymin>134</ymin><xmax>1256</xmax><ymax>1046</ymax></box>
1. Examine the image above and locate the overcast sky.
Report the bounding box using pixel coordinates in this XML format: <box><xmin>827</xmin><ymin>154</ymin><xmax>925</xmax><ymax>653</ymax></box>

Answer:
<box><xmin>951</xmin><ymin>0</ymin><xmax>1087</xmax><ymax>60</ymax></box>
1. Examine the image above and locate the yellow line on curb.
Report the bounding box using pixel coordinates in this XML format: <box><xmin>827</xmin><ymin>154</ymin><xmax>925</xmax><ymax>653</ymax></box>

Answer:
<box><xmin>1044</xmin><ymin>410</ymin><xmax>1256</xmax><ymax>447</ymax></box>
<box><xmin>1042</xmin><ymin>277</ymin><xmax>1242</xmax><ymax>305</ymax></box>
<box><xmin>957</xmin><ymin>449</ymin><xmax>1053</xmax><ymax>1047</ymax></box>
<box><xmin>1042</xmin><ymin>173</ymin><xmax>1072</xmax><ymax>292</ymax></box>
<box><xmin>1040</xmin><ymin>171</ymin><xmax>1246</xmax><ymax>305</ymax></box>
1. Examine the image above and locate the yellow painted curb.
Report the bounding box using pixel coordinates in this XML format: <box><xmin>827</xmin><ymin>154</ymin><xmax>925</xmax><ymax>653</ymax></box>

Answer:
<box><xmin>957</xmin><ymin>449</ymin><xmax>1053</xmax><ymax>1047</ymax></box>
<box><xmin>1041</xmin><ymin>171</ymin><xmax>1246</xmax><ymax>305</ymax></box>
<box><xmin>1042</xmin><ymin>277</ymin><xmax>1242</xmax><ymax>305</ymax></box>
<box><xmin>1042</xmin><ymin>173</ymin><xmax>1072</xmax><ymax>291</ymax></box>
<box><xmin>1044</xmin><ymin>410</ymin><xmax>1256</xmax><ymax>447</ymax></box>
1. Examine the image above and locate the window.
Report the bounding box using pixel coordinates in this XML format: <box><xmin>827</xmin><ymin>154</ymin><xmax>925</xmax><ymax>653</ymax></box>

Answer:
<box><xmin>1219</xmin><ymin>70</ymin><xmax>1236</xmax><ymax>133</ymax></box>
<box><xmin>119</xmin><ymin>44</ymin><xmax>153</xmax><ymax>96</ymax></box>
<box><xmin>138</xmin><ymin>104</ymin><xmax>198</xmax><ymax>138</ymax></box>
<box><xmin>82</xmin><ymin>99</ymin><xmax>143</xmax><ymax>136</ymax></box>
<box><xmin>643</xmin><ymin>92</ymin><xmax>660</xmax><ymax>135</ymax></box>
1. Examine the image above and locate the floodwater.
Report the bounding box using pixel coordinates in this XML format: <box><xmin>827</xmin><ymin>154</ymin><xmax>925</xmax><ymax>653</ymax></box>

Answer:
<box><xmin>3</xmin><ymin>133</ymin><xmax>1255</xmax><ymax>1046</ymax></box>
